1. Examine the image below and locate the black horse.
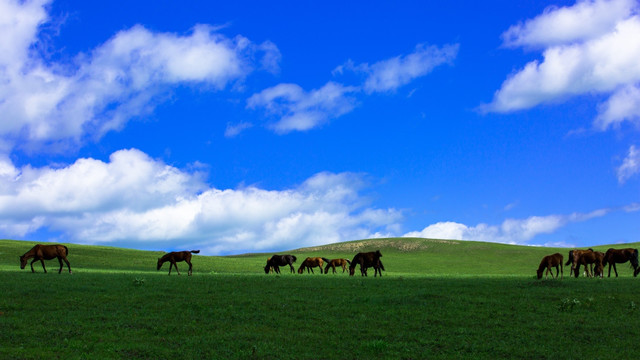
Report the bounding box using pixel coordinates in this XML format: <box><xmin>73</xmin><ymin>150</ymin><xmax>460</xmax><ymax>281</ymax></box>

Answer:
<box><xmin>349</xmin><ymin>250</ymin><xmax>384</xmax><ymax>277</ymax></box>
<box><xmin>264</xmin><ymin>254</ymin><xmax>297</xmax><ymax>274</ymax></box>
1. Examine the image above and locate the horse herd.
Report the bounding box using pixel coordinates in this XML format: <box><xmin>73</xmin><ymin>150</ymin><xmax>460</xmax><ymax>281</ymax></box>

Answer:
<box><xmin>264</xmin><ymin>250</ymin><xmax>385</xmax><ymax>276</ymax></box>
<box><xmin>537</xmin><ymin>248</ymin><xmax>640</xmax><ymax>279</ymax></box>
<box><xmin>17</xmin><ymin>244</ymin><xmax>385</xmax><ymax>277</ymax></box>
<box><xmin>17</xmin><ymin>243</ymin><xmax>640</xmax><ymax>280</ymax></box>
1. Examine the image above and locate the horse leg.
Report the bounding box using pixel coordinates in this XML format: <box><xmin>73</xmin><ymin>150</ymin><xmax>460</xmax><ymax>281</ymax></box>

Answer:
<box><xmin>613</xmin><ymin>263</ymin><xmax>619</xmax><ymax>277</ymax></box>
<box><xmin>62</xmin><ymin>257</ymin><xmax>72</xmax><ymax>274</ymax></box>
<box><xmin>30</xmin><ymin>258</ymin><xmax>37</xmax><ymax>273</ymax></box>
<box><xmin>289</xmin><ymin>264</ymin><xmax>295</xmax><ymax>273</ymax></box>
<box><xmin>58</xmin><ymin>257</ymin><xmax>64</xmax><ymax>274</ymax></box>
<box><xmin>39</xmin><ymin>259</ymin><xmax>47</xmax><ymax>273</ymax></box>
<box><xmin>187</xmin><ymin>260</ymin><xmax>193</xmax><ymax>276</ymax></box>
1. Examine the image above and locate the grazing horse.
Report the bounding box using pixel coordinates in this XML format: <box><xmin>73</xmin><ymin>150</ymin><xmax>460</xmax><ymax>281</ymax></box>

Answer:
<box><xmin>349</xmin><ymin>250</ymin><xmax>383</xmax><ymax>277</ymax></box>
<box><xmin>572</xmin><ymin>249</ymin><xmax>604</xmax><ymax>278</ymax></box>
<box><xmin>298</xmin><ymin>257</ymin><xmax>329</xmax><ymax>274</ymax></box>
<box><xmin>157</xmin><ymin>250</ymin><xmax>200</xmax><ymax>276</ymax></box>
<box><xmin>20</xmin><ymin>244</ymin><xmax>71</xmax><ymax>274</ymax></box>
<box><xmin>536</xmin><ymin>253</ymin><xmax>563</xmax><ymax>279</ymax></box>
<box><xmin>324</xmin><ymin>258</ymin><xmax>351</xmax><ymax>274</ymax></box>
<box><xmin>264</xmin><ymin>254</ymin><xmax>297</xmax><ymax>274</ymax></box>
<box><xmin>603</xmin><ymin>248</ymin><xmax>639</xmax><ymax>277</ymax></box>
<box><xmin>565</xmin><ymin>249</ymin><xmax>598</xmax><ymax>278</ymax></box>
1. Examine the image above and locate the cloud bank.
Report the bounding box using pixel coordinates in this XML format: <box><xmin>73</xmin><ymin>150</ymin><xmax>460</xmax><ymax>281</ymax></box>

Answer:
<box><xmin>0</xmin><ymin>149</ymin><xmax>401</xmax><ymax>254</ymax></box>
<box><xmin>404</xmin><ymin>209</ymin><xmax>610</xmax><ymax>246</ymax></box>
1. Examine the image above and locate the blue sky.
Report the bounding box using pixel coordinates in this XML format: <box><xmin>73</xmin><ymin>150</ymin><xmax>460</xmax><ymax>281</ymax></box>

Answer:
<box><xmin>1</xmin><ymin>0</ymin><xmax>639</xmax><ymax>255</ymax></box>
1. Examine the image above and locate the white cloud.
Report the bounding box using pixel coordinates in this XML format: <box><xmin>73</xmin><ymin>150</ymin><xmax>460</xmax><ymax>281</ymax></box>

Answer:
<box><xmin>248</xmin><ymin>43</ymin><xmax>458</xmax><ymax>133</ymax></box>
<box><xmin>595</xmin><ymin>84</ymin><xmax>640</xmax><ymax>129</ymax></box>
<box><xmin>501</xmin><ymin>0</ymin><xmax>636</xmax><ymax>48</ymax></box>
<box><xmin>486</xmin><ymin>0</ymin><xmax>640</xmax><ymax>129</ymax></box>
<box><xmin>340</xmin><ymin>43</ymin><xmax>459</xmax><ymax>93</ymax></box>
<box><xmin>0</xmin><ymin>0</ymin><xmax>279</xmax><ymax>153</ymax></box>
<box><xmin>247</xmin><ymin>82</ymin><xmax>358</xmax><ymax>133</ymax></box>
<box><xmin>403</xmin><ymin>209</ymin><xmax>610</xmax><ymax>245</ymax></box>
<box><xmin>617</xmin><ymin>145</ymin><xmax>640</xmax><ymax>183</ymax></box>
<box><xmin>0</xmin><ymin>150</ymin><xmax>402</xmax><ymax>254</ymax></box>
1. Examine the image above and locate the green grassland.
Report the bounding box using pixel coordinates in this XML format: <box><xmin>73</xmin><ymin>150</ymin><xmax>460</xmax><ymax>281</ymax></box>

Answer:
<box><xmin>1</xmin><ymin>238</ymin><xmax>640</xmax><ymax>359</ymax></box>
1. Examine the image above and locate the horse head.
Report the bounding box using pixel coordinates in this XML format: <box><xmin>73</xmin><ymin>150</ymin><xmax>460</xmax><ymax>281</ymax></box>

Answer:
<box><xmin>156</xmin><ymin>258</ymin><xmax>163</xmax><ymax>270</ymax></box>
<box><xmin>536</xmin><ymin>268</ymin><xmax>544</xmax><ymax>279</ymax></box>
<box><xmin>264</xmin><ymin>265</ymin><xmax>271</xmax><ymax>274</ymax></box>
<box><xmin>19</xmin><ymin>255</ymin><xmax>27</xmax><ymax>269</ymax></box>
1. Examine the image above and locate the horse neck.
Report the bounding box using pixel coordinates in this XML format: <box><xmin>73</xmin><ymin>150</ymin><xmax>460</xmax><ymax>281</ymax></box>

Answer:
<box><xmin>159</xmin><ymin>253</ymin><xmax>172</xmax><ymax>263</ymax></box>
<box><xmin>21</xmin><ymin>247</ymin><xmax>38</xmax><ymax>260</ymax></box>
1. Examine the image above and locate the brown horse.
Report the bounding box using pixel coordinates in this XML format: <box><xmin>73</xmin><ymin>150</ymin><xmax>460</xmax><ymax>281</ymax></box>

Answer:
<box><xmin>324</xmin><ymin>258</ymin><xmax>351</xmax><ymax>274</ymax></box>
<box><xmin>264</xmin><ymin>254</ymin><xmax>297</xmax><ymax>274</ymax></box>
<box><xmin>349</xmin><ymin>250</ymin><xmax>383</xmax><ymax>277</ymax></box>
<box><xmin>536</xmin><ymin>253</ymin><xmax>563</xmax><ymax>279</ymax></box>
<box><xmin>566</xmin><ymin>249</ymin><xmax>600</xmax><ymax>278</ymax></box>
<box><xmin>603</xmin><ymin>248</ymin><xmax>639</xmax><ymax>277</ymax></box>
<box><xmin>297</xmin><ymin>257</ymin><xmax>329</xmax><ymax>274</ymax></box>
<box><xmin>157</xmin><ymin>250</ymin><xmax>200</xmax><ymax>276</ymax></box>
<box><xmin>20</xmin><ymin>244</ymin><xmax>71</xmax><ymax>274</ymax></box>
<box><xmin>573</xmin><ymin>249</ymin><xmax>604</xmax><ymax>278</ymax></box>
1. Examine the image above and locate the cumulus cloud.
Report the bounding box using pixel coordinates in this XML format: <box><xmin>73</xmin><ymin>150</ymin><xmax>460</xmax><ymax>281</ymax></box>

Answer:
<box><xmin>403</xmin><ymin>209</ymin><xmax>610</xmax><ymax>245</ymax></box>
<box><xmin>617</xmin><ymin>145</ymin><xmax>640</xmax><ymax>183</ymax></box>
<box><xmin>0</xmin><ymin>0</ymin><xmax>279</xmax><ymax>153</ymax></box>
<box><xmin>248</xmin><ymin>43</ymin><xmax>457</xmax><ymax>134</ymax></box>
<box><xmin>0</xmin><ymin>149</ymin><xmax>402</xmax><ymax>254</ymax></box>
<box><xmin>485</xmin><ymin>0</ymin><xmax>640</xmax><ymax>131</ymax></box>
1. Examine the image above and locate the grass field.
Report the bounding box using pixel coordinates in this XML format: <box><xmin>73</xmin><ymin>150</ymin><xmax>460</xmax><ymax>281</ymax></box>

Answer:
<box><xmin>2</xmin><ymin>238</ymin><xmax>640</xmax><ymax>359</ymax></box>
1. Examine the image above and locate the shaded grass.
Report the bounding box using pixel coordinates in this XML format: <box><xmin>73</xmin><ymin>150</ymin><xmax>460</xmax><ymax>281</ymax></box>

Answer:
<box><xmin>2</xmin><ymin>271</ymin><xmax>640</xmax><ymax>359</ymax></box>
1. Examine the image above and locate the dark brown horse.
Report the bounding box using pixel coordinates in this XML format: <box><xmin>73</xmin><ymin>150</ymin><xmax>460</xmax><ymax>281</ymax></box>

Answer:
<box><xmin>349</xmin><ymin>250</ymin><xmax>383</xmax><ymax>277</ymax></box>
<box><xmin>566</xmin><ymin>249</ymin><xmax>600</xmax><ymax>278</ymax></box>
<box><xmin>324</xmin><ymin>258</ymin><xmax>351</xmax><ymax>274</ymax></box>
<box><xmin>603</xmin><ymin>248</ymin><xmax>639</xmax><ymax>277</ymax></box>
<box><xmin>157</xmin><ymin>250</ymin><xmax>200</xmax><ymax>276</ymax></box>
<box><xmin>20</xmin><ymin>244</ymin><xmax>71</xmax><ymax>274</ymax></box>
<box><xmin>264</xmin><ymin>254</ymin><xmax>297</xmax><ymax>274</ymax></box>
<box><xmin>536</xmin><ymin>253</ymin><xmax>563</xmax><ymax>279</ymax></box>
<box><xmin>298</xmin><ymin>257</ymin><xmax>329</xmax><ymax>274</ymax></box>
<box><xmin>572</xmin><ymin>249</ymin><xmax>604</xmax><ymax>278</ymax></box>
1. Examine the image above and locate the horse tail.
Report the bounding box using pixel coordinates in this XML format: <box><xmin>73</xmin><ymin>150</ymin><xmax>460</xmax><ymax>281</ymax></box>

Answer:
<box><xmin>346</xmin><ymin>259</ymin><xmax>351</xmax><ymax>265</ymax></box>
<box><xmin>565</xmin><ymin>251</ymin><xmax>573</xmax><ymax>266</ymax></box>
<box><xmin>322</xmin><ymin>257</ymin><xmax>330</xmax><ymax>264</ymax></box>
<box><xmin>190</xmin><ymin>250</ymin><xmax>200</xmax><ymax>254</ymax></box>
<box><xmin>63</xmin><ymin>245</ymin><xmax>69</xmax><ymax>256</ymax></box>
<box><xmin>631</xmin><ymin>249</ymin><xmax>639</xmax><ymax>269</ymax></box>
<box><xmin>291</xmin><ymin>255</ymin><xmax>297</xmax><ymax>263</ymax></box>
